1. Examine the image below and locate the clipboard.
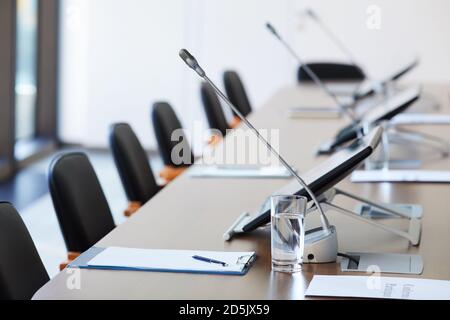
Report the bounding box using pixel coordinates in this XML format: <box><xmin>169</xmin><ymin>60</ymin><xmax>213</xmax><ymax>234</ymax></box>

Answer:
<box><xmin>68</xmin><ymin>247</ymin><xmax>257</xmax><ymax>276</ymax></box>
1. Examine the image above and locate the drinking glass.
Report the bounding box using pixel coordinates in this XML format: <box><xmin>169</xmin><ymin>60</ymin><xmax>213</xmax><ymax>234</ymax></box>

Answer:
<box><xmin>271</xmin><ymin>195</ymin><xmax>307</xmax><ymax>273</ymax></box>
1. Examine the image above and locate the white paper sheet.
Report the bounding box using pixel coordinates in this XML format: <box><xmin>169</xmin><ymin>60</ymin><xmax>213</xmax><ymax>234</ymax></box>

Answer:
<box><xmin>392</xmin><ymin>114</ymin><xmax>450</xmax><ymax>125</ymax></box>
<box><xmin>351</xmin><ymin>170</ymin><xmax>450</xmax><ymax>183</ymax></box>
<box><xmin>87</xmin><ymin>247</ymin><xmax>255</xmax><ymax>274</ymax></box>
<box><xmin>287</xmin><ymin>107</ymin><xmax>341</xmax><ymax>119</ymax></box>
<box><xmin>306</xmin><ymin>275</ymin><xmax>450</xmax><ymax>300</ymax></box>
<box><xmin>188</xmin><ymin>165</ymin><xmax>292</xmax><ymax>179</ymax></box>
<box><xmin>325</xmin><ymin>83</ymin><xmax>361</xmax><ymax>96</ymax></box>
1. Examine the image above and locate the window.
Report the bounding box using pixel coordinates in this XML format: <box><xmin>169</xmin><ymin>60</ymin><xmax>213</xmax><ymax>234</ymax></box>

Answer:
<box><xmin>0</xmin><ymin>0</ymin><xmax>59</xmax><ymax>180</ymax></box>
<box><xmin>15</xmin><ymin>0</ymin><xmax>39</xmax><ymax>142</ymax></box>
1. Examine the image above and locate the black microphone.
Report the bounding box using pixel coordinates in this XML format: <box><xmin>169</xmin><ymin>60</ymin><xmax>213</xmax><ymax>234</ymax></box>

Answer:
<box><xmin>265</xmin><ymin>22</ymin><xmax>280</xmax><ymax>40</ymax></box>
<box><xmin>265</xmin><ymin>22</ymin><xmax>358</xmax><ymax>123</ymax></box>
<box><xmin>179</xmin><ymin>49</ymin><xmax>205</xmax><ymax>77</ymax></box>
<box><xmin>304</xmin><ymin>8</ymin><xmax>375</xmax><ymax>100</ymax></box>
<box><xmin>305</xmin><ymin>8</ymin><xmax>363</xmax><ymax>74</ymax></box>
<box><xmin>179</xmin><ymin>48</ymin><xmax>332</xmax><ymax>234</ymax></box>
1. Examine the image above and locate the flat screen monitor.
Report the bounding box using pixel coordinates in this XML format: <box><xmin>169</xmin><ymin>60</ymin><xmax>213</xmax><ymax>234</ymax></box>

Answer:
<box><xmin>363</xmin><ymin>84</ymin><xmax>421</xmax><ymax>124</ymax></box>
<box><xmin>355</xmin><ymin>57</ymin><xmax>419</xmax><ymax>99</ymax></box>
<box><xmin>323</xmin><ymin>85</ymin><xmax>421</xmax><ymax>153</ymax></box>
<box><xmin>242</xmin><ymin>126</ymin><xmax>382</xmax><ymax>232</ymax></box>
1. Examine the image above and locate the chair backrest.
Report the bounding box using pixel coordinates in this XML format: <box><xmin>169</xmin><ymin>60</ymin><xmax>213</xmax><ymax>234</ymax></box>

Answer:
<box><xmin>297</xmin><ymin>62</ymin><xmax>365</xmax><ymax>82</ymax></box>
<box><xmin>0</xmin><ymin>202</ymin><xmax>49</xmax><ymax>300</ymax></box>
<box><xmin>201</xmin><ymin>82</ymin><xmax>230</xmax><ymax>137</ymax></box>
<box><xmin>152</xmin><ymin>102</ymin><xmax>194</xmax><ymax>167</ymax></box>
<box><xmin>109</xmin><ymin>123</ymin><xmax>160</xmax><ymax>204</ymax></box>
<box><xmin>223</xmin><ymin>70</ymin><xmax>252</xmax><ymax>118</ymax></box>
<box><xmin>48</xmin><ymin>152</ymin><xmax>115</xmax><ymax>253</ymax></box>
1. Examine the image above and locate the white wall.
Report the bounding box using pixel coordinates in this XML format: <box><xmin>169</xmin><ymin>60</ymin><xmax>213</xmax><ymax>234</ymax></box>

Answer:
<box><xmin>59</xmin><ymin>0</ymin><xmax>450</xmax><ymax>150</ymax></box>
<box><xmin>59</xmin><ymin>0</ymin><xmax>189</xmax><ymax>148</ymax></box>
<box><xmin>291</xmin><ymin>0</ymin><xmax>450</xmax><ymax>81</ymax></box>
<box><xmin>59</xmin><ymin>0</ymin><xmax>293</xmax><ymax>150</ymax></box>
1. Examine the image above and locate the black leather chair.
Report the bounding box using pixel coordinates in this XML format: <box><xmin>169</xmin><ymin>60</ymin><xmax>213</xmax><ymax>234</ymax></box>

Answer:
<box><xmin>0</xmin><ymin>202</ymin><xmax>49</xmax><ymax>300</ymax></box>
<box><xmin>298</xmin><ymin>62</ymin><xmax>365</xmax><ymax>82</ymax></box>
<box><xmin>223</xmin><ymin>71</ymin><xmax>253</xmax><ymax>121</ymax></box>
<box><xmin>48</xmin><ymin>152</ymin><xmax>115</xmax><ymax>269</ymax></box>
<box><xmin>109</xmin><ymin>123</ymin><xmax>161</xmax><ymax>217</ymax></box>
<box><xmin>151</xmin><ymin>102</ymin><xmax>194</xmax><ymax>182</ymax></box>
<box><xmin>201</xmin><ymin>82</ymin><xmax>230</xmax><ymax>137</ymax></box>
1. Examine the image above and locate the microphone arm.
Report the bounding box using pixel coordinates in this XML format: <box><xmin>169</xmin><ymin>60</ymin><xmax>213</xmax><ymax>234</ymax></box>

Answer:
<box><xmin>305</xmin><ymin>8</ymin><xmax>375</xmax><ymax>90</ymax></box>
<box><xmin>305</xmin><ymin>9</ymin><xmax>361</xmax><ymax>69</ymax></box>
<box><xmin>179</xmin><ymin>49</ymin><xmax>331</xmax><ymax>234</ymax></box>
<box><xmin>265</xmin><ymin>23</ymin><xmax>358</xmax><ymax>123</ymax></box>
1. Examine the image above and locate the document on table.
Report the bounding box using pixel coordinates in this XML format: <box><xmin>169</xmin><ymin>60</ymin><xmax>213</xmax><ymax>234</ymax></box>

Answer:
<box><xmin>325</xmin><ymin>82</ymin><xmax>361</xmax><ymax>96</ymax></box>
<box><xmin>306</xmin><ymin>275</ymin><xmax>450</xmax><ymax>300</ymax></box>
<box><xmin>287</xmin><ymin>107</ymin><xmax>341</xmax><ymax>119</ymax></box>
<box><xmin>351</xmin><ymin>170</ymin><xmax>450</xmax><ymax>183</ymax></box>
<box><xmin>83</xmin><ymin>247</ymin><xmax>256</xmax><ymax>275</ymax></box>
<box><xmin>188</xmin><ymin>165</ymin><xmax>292</xmax><ymax>179</ymax></box>
<box><xmin>391</xmin><ymin>114</ymin><xmax>450</xmax><ymax>125</ymax></box>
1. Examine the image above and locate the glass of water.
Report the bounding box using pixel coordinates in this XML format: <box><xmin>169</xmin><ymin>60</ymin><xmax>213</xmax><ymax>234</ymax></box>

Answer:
<box><xmin>271</xmin><ymin>195</ymin><xmax>307</xmax><ymax>273</ymax></box>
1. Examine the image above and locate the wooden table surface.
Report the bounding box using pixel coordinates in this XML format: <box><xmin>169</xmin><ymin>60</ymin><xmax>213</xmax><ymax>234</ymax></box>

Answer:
<box><xmin>33</xmin><ymin>82</ymin><xmax>450</xmax><ymax>300</ymax></box>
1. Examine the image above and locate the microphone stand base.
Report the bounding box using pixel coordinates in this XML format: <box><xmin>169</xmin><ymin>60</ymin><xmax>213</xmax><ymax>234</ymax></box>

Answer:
<box><xmin>304</xmin><ymin>225</ymin><xmax>338</xmax><ymax>264</ymax></box>
<box><xmin>223</xmin><ymin>213</ymin><xmax>339</xmax><ymax>264</ymax></box>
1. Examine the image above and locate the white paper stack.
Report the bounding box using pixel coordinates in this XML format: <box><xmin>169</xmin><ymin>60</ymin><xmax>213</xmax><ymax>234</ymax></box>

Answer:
<box><xmin>306</xmin><ymin>275</ymin><xmax>450</xmax><ymax>300</ymax></box>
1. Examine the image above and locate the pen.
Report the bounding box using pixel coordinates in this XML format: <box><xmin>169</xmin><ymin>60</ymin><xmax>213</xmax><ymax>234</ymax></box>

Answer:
<box><xmin>192</xmin><ymin>255</ymin><xmax>229</xmax><ymax>267</ymax></box>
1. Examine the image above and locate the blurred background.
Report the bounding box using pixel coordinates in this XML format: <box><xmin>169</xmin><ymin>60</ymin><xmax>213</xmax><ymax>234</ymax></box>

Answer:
<box><xmin>57</xmin><ymin>0</ymin><xmax>450</xmax><ymax>151</ymax></box>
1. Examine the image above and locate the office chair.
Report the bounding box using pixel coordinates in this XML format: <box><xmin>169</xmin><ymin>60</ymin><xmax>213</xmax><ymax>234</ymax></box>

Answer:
<box><xmin>201</xmin><ymin>82</ymin><xmax>230</xmax><ymax>140</ymax></box>
<box><xmin>298</xmin><ymin>62</ymin><xmax>365</xmax><ymax>82</ymax></box>
<box><xmin>48</xmin><ymin>152</ymin><xmax>116</xmax><ymax>270</ymax></box>
<box><xmin>0</xmin><ymin>202</ymin><xmax>49</xmax><ymax>300</ymax></box>
<box><xmin>109</xmin><ymin>123</ymin><xmax>162</xmax><ymax>217</ymax></box>
<box><xmin>223</xmin><ymin>71</ymin><xmax>253</xmax><ymax>125</ymax></box>
<box><xmin>152</xmin><ymin>102</ymin><xmax>194</xmax><ymax>182</ymax></box>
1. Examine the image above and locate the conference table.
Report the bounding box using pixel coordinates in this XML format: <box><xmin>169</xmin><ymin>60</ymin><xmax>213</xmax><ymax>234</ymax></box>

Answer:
<box><xmin>34</xmin><ymin>82</ymin><xmax>450</xmax><ymax>300</ymax></box>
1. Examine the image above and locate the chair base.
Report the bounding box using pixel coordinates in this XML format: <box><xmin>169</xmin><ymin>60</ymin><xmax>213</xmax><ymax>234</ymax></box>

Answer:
<box><xmin>230</xmin><ymin>116</ymin><xmax>241</xmax><ymax>129</ymax></box>
<box><xmin>124</xmin><ymin>201</ymin><xmax>142</xmax><ymax>217</ymax></box>
<box><xmin>159</xmin><ymin>166</ymin><xmax>187</xmax><ymax>183</ymax></box>
<box><xmin>59</xmin><ymin>252</ymin><xmax>81</xmax><ymax>271</ymax></box>
<box><xmin>208</xmin><ymin>134</ymin><xmax>223</xmax><ymax>146</ymax></box>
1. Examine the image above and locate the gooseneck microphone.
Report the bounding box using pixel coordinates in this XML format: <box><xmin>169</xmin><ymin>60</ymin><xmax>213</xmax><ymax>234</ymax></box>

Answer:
<box><xmin>305</xmin><ymin>8</ymin><xmax>375</xmax><ymax>97</ymax></box>
<box><xmin>305</xmin><ymin>9</ymin><xmax>362</xmax><ymax>70</ymax></box>
<box><xmin>265</xmin><ymin>22</ymin><xmax>358</xmax><ymax>122</ymax></box>
<box><xmin>179</xmin><ymin>48</ymin><xmax>331</xmax><ymax>234</ymax></box>
<box><xmin>179</xmin><ymin>49</ymin><xmax>206</xmax><ymax>77</ymax></box>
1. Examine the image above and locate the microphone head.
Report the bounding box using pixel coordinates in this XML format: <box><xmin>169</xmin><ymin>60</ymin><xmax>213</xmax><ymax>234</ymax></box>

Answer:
<box><xmin>305</xmin><ymin>8</ymin><xmax>317</xmax><ymax>19</ymax></box>
<box><xmin>179</xmin><ymin>49</ymin><xmax>198</xmax><ymax>70</ymax></box>
<box><xmin>179</xmin><ymin>49</ymin><xmax>206</xmax><ymax>77</ymax></box>
<box><xmin>265</xmin><ymin>22</ymin><xmax>280</xmax><ymax>39</ymax></box>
